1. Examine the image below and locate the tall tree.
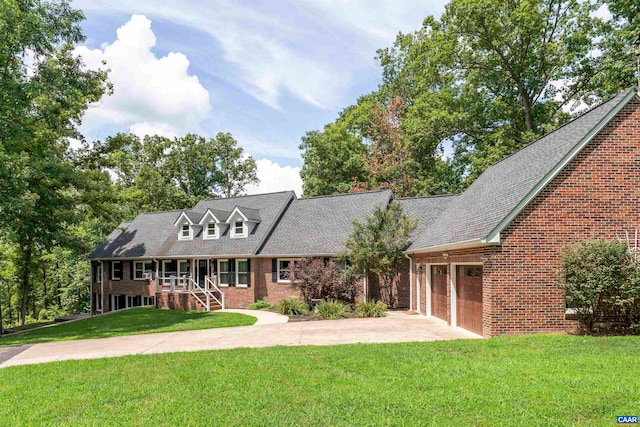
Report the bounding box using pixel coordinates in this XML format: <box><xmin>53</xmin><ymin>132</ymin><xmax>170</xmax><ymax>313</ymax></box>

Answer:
<box><xmin>584</xmin><ymin>0</ymin><xmax>640</xmax><ymax>98</ymax></box>
<box><xmin>350</xmin><ymin>97</ymin><xmax>418</xmax><ymax>197</ymax></box>
<box><xmin>89</xmin><ymin>131</ymin><xmax>259</xmax><ymax>218</ymax></box>
<box><xmin>299</xmin><ymin>121</ymin><xmax>368</xmax><ymax>197</ymax></box>
<box><xmin>0</xmin><ymin>0</ymin><xmax>110</xmax><ymax>325</ymax></box>
<box><xmin>376</xmin><ymin>0</ymin><xmax>601</xmax><ymax>183</ymax></box>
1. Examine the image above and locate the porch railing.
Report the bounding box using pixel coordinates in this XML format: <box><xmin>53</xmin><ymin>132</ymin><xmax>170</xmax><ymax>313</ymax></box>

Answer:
<box><xmin>155</xmin><ymin>273</ymin><xmax>225</xmax><ymax>311</ymax></box>
<box><xmin>204</xmin><ymin>276</ymin><xmax>225</xmax><ymax>310</ymax></box>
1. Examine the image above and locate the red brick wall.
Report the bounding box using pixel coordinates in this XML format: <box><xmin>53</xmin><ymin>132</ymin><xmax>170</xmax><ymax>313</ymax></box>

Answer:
<box><xmin>156</xmin><ymin>292</ymin><xmax>206</xmax><ymax>311</ymax></box>
<box><xmin>486</xmin><ymin>99</ymin><xmax>640</xmax><ymax>336</ymax></box>
<box><xmin>255</xmin><ymin>258</ymin><xmax>302</xmax><ymax>305</ymax></box>
<box><xmin>408</xmin><ymin>99</ymin><xmax>640</xmax><ymax>337</ymax></box>
<box><xmin>92</xmin><ymin>261</ymin><xmax>155</xmax><ymax>312</ymax></box>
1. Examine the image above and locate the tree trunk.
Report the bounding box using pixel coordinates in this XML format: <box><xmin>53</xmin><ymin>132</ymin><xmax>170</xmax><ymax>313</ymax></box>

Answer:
<box><xmin>19</xmin><ymin>244</ymin><xmax>33</xmax><ymax>326</ymax></box>
<box><xmin>56</xmin><ymin>261</ymin><xmax>62</xmax><ymax>309</ymax></box>
<box><xmin>7</xmin><ymin>281</ymin><xmax>12</xmax><ymax>326</ymax></box>
<box><xmin>42</xmin><ymin>261</ymin><xmax>47</xmax><ymax>308</ymax></box>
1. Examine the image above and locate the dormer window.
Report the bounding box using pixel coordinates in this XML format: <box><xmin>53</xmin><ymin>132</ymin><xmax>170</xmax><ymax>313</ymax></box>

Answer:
<box><xmin>204</xmin><ymin>222</ymin><xmax>218</xmax><ymax>239</ymax></box>
<box><xmin>179</xmin><ymin>224</ymin><xmax>192</xmax><ymax>240</ymax></box>
<box><xmin>230</xmin><ymin>219</ymin><xmax>247</xmax><ymax>238</ymax></box>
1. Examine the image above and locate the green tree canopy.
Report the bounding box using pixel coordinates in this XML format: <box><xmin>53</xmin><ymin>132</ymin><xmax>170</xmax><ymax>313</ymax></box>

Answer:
<box><xmin>0</xmin><ymin>0</ymin><xmax>110</xmax><ymax>325</ymax></box>
<box><xmin>344</xmin><ymin>202</ymin><xmax>417</xmax><ymax>307</ymax></box>
<box><xmin>300</xmin><ymin>0</ymin><xmax>638</xmax><ymax>197</ymax></box>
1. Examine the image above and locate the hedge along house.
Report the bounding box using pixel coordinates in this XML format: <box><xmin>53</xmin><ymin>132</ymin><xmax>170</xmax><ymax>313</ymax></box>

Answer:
<box><xmin>402</xmin><ymin>87</ymin><xmax>640</xmax><ymax>337</ymax></box>
<box><xmin>88</xmin><ymin>190</ymin><xmax>395</xmax><ymax>313</ymax></box>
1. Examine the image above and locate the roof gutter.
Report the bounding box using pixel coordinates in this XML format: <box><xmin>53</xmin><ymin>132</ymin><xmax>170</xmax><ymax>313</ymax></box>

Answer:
<box><xmin>404</xmin><ymin>237</ymin><xmax>499</xmax><ymax>255</ymax></box>
<box><xmin>485</xmin><ymin>89</ymin><xmax>638</xmax><ymax>243</ymax></box>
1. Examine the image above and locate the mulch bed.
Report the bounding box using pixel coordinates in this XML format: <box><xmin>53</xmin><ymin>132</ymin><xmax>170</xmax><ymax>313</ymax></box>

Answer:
<box><xmin>286</xmin><ymin>312</ymin><xmax>359</xmax><ymax>322</ymax></box>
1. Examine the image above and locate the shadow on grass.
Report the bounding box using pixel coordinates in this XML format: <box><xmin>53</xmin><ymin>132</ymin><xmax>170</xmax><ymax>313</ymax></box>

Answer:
<box><xmin>0</xmin><ymin>307</ymin><xmax>256</xmax><ymax>345</ymax></box>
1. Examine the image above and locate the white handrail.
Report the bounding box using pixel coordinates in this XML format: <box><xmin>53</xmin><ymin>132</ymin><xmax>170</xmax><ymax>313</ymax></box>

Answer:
<box><xmin>187</xmin><ymin>277</ymin><xmax>211</xmax><ymax>311</ymax></box>
<box><xmin>205</xmin><ymin>277</ymin><xmax>225</xmax><ymax>309</ymax></box>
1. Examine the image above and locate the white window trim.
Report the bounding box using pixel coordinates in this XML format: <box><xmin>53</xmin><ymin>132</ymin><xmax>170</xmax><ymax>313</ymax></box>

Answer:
<box><xmin>236</xmin><ymin>259</ymin><xmax>249</xmax><ymax>288</ymax></box>
<box><xmin>111</xmin><ymin>261</ymin><xmax>122</xmax><ymax>281</ymax></box>
<box><xmin>203</xmin><ymin>222</ymin><xmax>219</xmax><ymax>240</ymax></box>
<box><xmin>178</xmin><ymin>224</ymin><xmax>193</xmax><ymax>241</ymax></box>
<box><xmin>133</xmin><ymin>261</ymin><xmax>152</xmax><ymax>280</ymax></box>
<box><xmin>277</xmin><ymin>258</ymin><xmax>296</xmax><ymax>283</ymax></box>
<box><xmin>96</xmin><ymin>264</ymin><xmax>103</xmax><ymax>284</ymax></box>
<box><xmin>230</xmin><ymin>219</ymin><xmax>248</xmax><ymax>239</ymax></box>
<box><xmin>177</xmin><ymin>260</ymin><xmax>189</xmax><ymax>277</ymax></box>
<box><xmin>218</xmin><ymin>259</ymin><xmax>230</xmax><ymax>287</ymax></box>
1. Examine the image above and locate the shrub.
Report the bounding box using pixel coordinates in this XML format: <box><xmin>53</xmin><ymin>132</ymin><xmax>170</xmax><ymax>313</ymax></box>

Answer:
<box><xmin>558</xmin><ymin>239</ymin><xmax>640</xmax><ymax>334</ymax></box>
<box><xmin>355</xmin><ymin>301</ymin><xmax>387</xmax><ymax>318</ymax></box>
<box><xmin>247</xmin><ymin>300</ymin><xmax>271</xmax><ymax>310</ymax></box>
<box><xmin>274</xmin><ymin>298</ymin><xmax>309</xmax><ymax>316</ymax></box>
<box><xmin>315</xmin><ymin>301</ymin><xmax>350</xmax><ymax>320</ymax></box>
<box><xmin>285</xmin><ymin>257</ymin><xmax>358</xmax><ymax>306</ymax></box>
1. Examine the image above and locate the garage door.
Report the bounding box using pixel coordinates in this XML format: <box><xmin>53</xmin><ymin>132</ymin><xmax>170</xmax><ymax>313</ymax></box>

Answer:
<box><xmin>431</xmin><ymin>265</ymin><xmax>448</xmax><ymax>320</ymax></box>
<box><xmin>456</xmin><ymin>265</ymin><xmax>483</xmax><ymax>335</ymax></box>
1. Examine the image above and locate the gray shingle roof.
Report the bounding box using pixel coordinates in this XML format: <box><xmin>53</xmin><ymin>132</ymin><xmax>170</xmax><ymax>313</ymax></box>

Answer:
<box><xmin>397</xmin><ymin>195</ymin><xmax>458</xmax><ymax>248</ymax></box>
<box><xmin>407</xmin><ymin>87</ymin><xmax>637</xmax><ymax>252</ymax></box>
<box><xmin>259</xmin><ymin>190</ymin><xmax>394</xmax><ymax>256</ymax></box>
<box><xmin>89</xmin><ymin>191</ymin><xmax>295</xmax><ymax>259</ymax></box>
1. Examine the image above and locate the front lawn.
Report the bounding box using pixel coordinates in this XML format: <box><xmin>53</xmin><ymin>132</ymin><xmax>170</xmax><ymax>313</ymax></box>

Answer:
<box><xmin>0</xmin><ymin>307</ymin><xmax>256</xmax><ymax>345</ymax></box>
<box><xmin>1</xmin><ymin>335</ymin><xmax>639</xmax><ymax>425</ymax></box>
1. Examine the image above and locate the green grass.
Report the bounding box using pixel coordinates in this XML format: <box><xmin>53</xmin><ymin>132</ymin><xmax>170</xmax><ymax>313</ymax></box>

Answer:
<box><xmin>1</xmin><ymin>335</ymin><xmax>639</xmax><ymax>425</ymax></box>
<box><xmin>0</xmin><ymin>307</ymin><xmax>256</xmax><ymax>345</ymax></box>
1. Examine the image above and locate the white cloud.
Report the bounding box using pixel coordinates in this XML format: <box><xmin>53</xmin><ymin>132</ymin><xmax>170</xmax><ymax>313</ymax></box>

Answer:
<box><xmin>74</xmin><ymin>1</ymin><xmax>445</xmax><ymax>110</ymax></box>
<box><xmin>246</xmin><ymin>158</ymin><xmax>302</xmax><ymax>196</ymax></box>
<box><xmin>74</xmin><ymin>15</ymin><xmax>211</xmax><ymax>138</ymax></box>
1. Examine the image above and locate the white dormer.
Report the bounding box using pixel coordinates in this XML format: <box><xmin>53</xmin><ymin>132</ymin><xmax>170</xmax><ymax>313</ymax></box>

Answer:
<box><xmin>174</xmin><ymin>211</ymin><xmax>194</xmax><ymax>241</ymax></box>
<box><xmin>198</xmin><ymin>209</ymin><xmax>227</xmax><ymax>240</ymax></box>
<box><xmin>225</xmin><ymin>207</ymin><xmax>260</xmax><ymax>239</ymax></box>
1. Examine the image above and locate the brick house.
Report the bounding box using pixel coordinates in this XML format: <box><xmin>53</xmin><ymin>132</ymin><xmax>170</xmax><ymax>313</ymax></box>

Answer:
<box><xmin>402</xmin><ymin>87</ymin><xmax>640</xmax><ymax>337</ymax></box>
<box><xmin>90</xmin><ymin>87</ymin><xmax>640</xmax><ymax>337</ymax></box>
<box><xmin>89</xmin><ymin>190</ymin><xmax>394</xmax><ymax>313</ymax></box>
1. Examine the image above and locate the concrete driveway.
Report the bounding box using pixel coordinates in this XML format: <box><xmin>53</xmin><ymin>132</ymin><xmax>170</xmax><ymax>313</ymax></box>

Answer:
<box><xmin>0</xmin><ymin>311</ymin><xmax>479</xmax><ymax>368</ymax></box>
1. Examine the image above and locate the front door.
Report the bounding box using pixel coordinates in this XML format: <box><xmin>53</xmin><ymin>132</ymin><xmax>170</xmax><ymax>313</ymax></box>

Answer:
<box><xmin>198</xmin><ymin>260</ymin><xmax>209</xmax><ymax>286</ymax></box>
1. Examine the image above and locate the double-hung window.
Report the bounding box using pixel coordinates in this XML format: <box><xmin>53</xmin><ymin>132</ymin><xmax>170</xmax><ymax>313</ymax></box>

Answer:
<box><xmin>278</xmin><ymin>259</ymin><xmax>295</xmax><ymax>282</ymax></box>
<box><xmin>111</xmin><ymin>261</ymin><xmax>122</xmax><ymax>280</ymax></box>
<box><xmin>205</xmin><ymin>223</ymin><xmax>217</xmax><ymax>239</ymax></box>
<box><xmin>236</xmin><ymin>259</ymin><xmax>249</xmax><ymax>287</ymax></box>
<box><xmin>179</xmin><ymin>224</ymin><xmax>192</xmax><ymax>240</ymax></box>
<box><xmin>95</xmin><ymin>264</ymin><xmax>103</xmax><ymax>284</ymax></box>
<box><xmin>134</xmin><ymin>261</ymin><xmax>153</xmax><ymax>280</ymax></box>
<box><xmin>178</xmin><ymin>260</ymin><xmax>189</xmax><ymax>277</ymax></box>
<box><xmin>218</xmin><ymin>260</ymin><xmax>230</xmax><ymax>286</ymax></box>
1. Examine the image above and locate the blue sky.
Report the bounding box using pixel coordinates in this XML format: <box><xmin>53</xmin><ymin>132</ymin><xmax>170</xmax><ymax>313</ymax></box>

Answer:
<box><xmin>72</xmin><ymin>1</ymin><xmax>448</xmax><ymax>195</ymax></box>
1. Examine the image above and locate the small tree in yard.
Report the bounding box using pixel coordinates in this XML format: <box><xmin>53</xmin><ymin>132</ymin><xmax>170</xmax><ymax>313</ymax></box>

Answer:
<box><xmin>285</xmin><ymin>258</ymin><xmax>358</xmax><ymax>306</ymax></box>
<box><xmin>344</xmin><ymin>202</ymin><xmax>417</xmax><ymax>307</ymax></box>
<box><xmin>558</xmin><ymin>239</ymin><xmax>640</xmax><ymax>334</ymax></box>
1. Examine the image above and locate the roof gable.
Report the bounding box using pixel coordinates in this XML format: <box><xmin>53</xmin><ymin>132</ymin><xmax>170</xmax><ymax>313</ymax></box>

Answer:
<box><xmin>198</xmin><ymin>208</ymin><xmax>229</xmax><ymax>225</ymax></box>
<box><xmin>173</xmin><ymin>211</ymin><xmax>194</xmax><ymax>226</ymax></box>
<box><xmin>407</xmin><ymin>87</ymin><xmax>638</xmax><ymax>252</ymax></box>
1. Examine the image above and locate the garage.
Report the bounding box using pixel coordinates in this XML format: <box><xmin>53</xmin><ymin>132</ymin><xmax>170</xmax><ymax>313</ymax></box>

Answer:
<box><xmin>430</xmin><ymin>265</ymin><xmax>448</xmax><ymax>320</ymax></box>
<box><xmin>456</xmin><ymin>265</ymin><xmax>483</xmax><ymax>335</ymax></box>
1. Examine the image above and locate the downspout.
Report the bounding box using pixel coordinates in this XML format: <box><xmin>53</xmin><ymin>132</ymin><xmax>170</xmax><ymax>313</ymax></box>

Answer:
<box><xmin>100</xmin><ymin>261</ymin><xmax>104</xmax><ymax>314</ymax></box>
<box><xmin>405</xmin><ymin>254</ymin><xmax>413</xmax><ymax>311</ymax></box>
<box><xmin>89</xmin><ymin>262</ymin><xmax>93</xmax><ymax>316</ymax></box>
<box><xmin>363</xmin><ymin>268</ymin><xmax>367</xmax><ymax>303</ymax></box>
